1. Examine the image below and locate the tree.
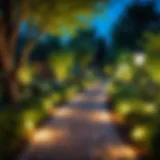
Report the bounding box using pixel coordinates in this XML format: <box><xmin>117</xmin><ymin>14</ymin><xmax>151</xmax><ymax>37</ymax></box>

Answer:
<box><xmin>0</xmin><ymin>0</ymin><xmax>107</xmax><ymax>104</ymax></box>
<box><xmin>93</xmin><ymin>38</ymin><xmax>108</xmax><ymax>70</ymax></box>
<box><xmin>113</xmin><ymin>1</ymin><xmax>160</xmax><ymax>50</ymax></box>
<box><xmin>68</xmin><ymin>28</ymin><xmax>97</xmax><ymax>71</ymax></box>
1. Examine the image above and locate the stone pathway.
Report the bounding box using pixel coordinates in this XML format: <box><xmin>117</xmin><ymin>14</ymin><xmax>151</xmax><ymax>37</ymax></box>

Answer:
<box><xmin>19</xmin><ymin>82</ymin><xmax>138</xmax><ymax>160</ymax></box>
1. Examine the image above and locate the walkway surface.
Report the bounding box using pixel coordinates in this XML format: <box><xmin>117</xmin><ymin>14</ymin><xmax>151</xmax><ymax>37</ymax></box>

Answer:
<box><xmin>19</xmin><ymin>81</ymin><xmax>138</xmax><ymax>160</ymax></box>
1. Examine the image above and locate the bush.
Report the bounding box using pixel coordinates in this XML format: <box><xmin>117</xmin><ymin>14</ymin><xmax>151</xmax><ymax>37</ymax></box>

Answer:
<box><xmin>0</xmin><ymin>98</ymin><xmax>52</xmax><ymax>159</ymax></box>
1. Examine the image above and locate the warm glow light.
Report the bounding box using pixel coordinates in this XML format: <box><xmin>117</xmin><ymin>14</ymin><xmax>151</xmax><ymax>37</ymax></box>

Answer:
<box><xmin>56</xmin><ymin>108</ymin><xmax>74</xmax><ymax>118</ymax></box>
<box><xmin>90</xmin><ymin>111</ymin><xmax>123</xmax><ymax>124</ymax></box>
<box><xmin>134</xmin><ymin>53</ymin><xmax>145</xmax><ymax>66</ymax></box>
<box><xmin>32</xmin><ymin>129</ymin><xmax>53</xmax><ymax>143</ymax></box>
<box><xmin>105</xmin><ymin>145</ymin><xmax>137</xmax><ymax>159</ymax></box>
<box><xmin>31</xmin><ymin>128</ymin><xmax>67</xmax><ymax>144</ymax></box>
<box><xmin>90</xmin><ymin>112</ymin><xmax>111</xmax><ymax>123</ymax></box>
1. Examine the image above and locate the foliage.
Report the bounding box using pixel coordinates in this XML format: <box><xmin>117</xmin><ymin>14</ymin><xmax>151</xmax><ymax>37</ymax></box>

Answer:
<box><xmin>113</xmin><ymin>1</ymin><xmax>160</xmax><ymax>50</ymax></box>
<box><xmin>20</xmin><ymin>0</ymin><xmax>107</xmax><ymax>36</ymax></box>
<box><xmin>106</xmin><ymin>32</ymin><xmax>160</xmax><ymax>157</ymax></box>
<box><xmin>0</xmin><ymin>102</ymin><xmax>49</xmax><ymax>159</ymax></box>
<box><xmin>48</xmin><ymin>51</ymin><xmax>75</xmax><ymax>82</ymax></box>
<box><xmin>68</xmin><ymin>28</ymin><xmax>97</xmax><ymax>69</ymax></box>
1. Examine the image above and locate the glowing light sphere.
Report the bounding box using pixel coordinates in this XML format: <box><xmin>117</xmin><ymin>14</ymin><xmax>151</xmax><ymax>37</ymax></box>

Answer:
<box><xmin>116</xmin><ymin>102</ymin><xmax>132</xmax><ymax>117</ymax></box>
<box><xmin>105</xmin><ymin>145</ymin><xmax>137</xmax><ymax>159</ymax></box>
<box><xmin>133</xmin><ymin>53</ymin><xmax>145</xmax><ymax>66</ymax></box>
<box><xmin>131</xmin><ymin>126</ymin><xmax>148</xmax><ymax>142</ymax></box>
<box><xmin>31</xmin><ymin>128</ymin><xmax>68</xmax><ymax>145</ymax></box>
<box><xmin>31</xmin><ymin>129</ymin><xmax>54</xmax><ymax>144</ymax></box>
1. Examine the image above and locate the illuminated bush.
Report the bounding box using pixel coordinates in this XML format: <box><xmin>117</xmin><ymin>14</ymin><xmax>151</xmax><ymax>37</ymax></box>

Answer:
<box><xmin>114</xmin><ymin>63</ymin><xmax>134</xmax><ymax>82</ymax></box>
<box><xmin>130</xmin><ymin>125</ymin><xmax>150</xmax><ymax>144</ymax></box>
<box><xmin>49</xmin><ymin>51</ymin><xmax>75</xmax><ymax>82</ymax></box>
<box><xmin>116</xmin><ymin>101</ymin><xmax>133</xmax><ymax>117</ymax></box>
<box><xmin>17</xmin><ymin>65</ymin><xmax>34</xmax><ymax>85</ymax></box>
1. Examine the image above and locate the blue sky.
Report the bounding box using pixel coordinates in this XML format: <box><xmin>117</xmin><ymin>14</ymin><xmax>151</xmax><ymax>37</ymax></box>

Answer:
<box><xmin>62</xmin><ymin>0</ymin><xmax>133</xmax><ymax>45</ymax></box>
<box><xmin>92</xmin><ymin>0</ymin><xmax>160</xmax><ymax>44</ymax></box>
<box><xmin>20</xmin><ymin>0</ymin><xmax>160</xmax><ymax>45</ymax></box>
<box><xmin>92</xmin><ymin>0</ymin><xmax>133</xmax><ymax>44</ymax></box>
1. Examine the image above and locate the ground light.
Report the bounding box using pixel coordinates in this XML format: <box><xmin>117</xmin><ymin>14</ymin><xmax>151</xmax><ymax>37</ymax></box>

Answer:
<box><xmin>90</xmin><ymin>111</ymin><xmax>123</xmax><ymax>124</ymax></box>
<box><xmin>30</xmin><ymin>128</ymin><xmax>68</xmax><ymax>145</ymax></box>
<box><xmin>56</xmin><ymin>108</ymin><xmax>75</xmax><ymax>118</ymax></box>
<box><xmin>105</xmin><ymin>145</ymin><xmax>137</xmax><ymax>159</ymax></box>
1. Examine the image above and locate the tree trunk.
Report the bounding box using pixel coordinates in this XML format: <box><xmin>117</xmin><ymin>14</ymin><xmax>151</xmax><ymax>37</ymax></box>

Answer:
<box><xmin>0</xmin><ymin>0</ymin><xmax>30</xmax><ymax>105</ymax></box>
<box><xmin>2</xmin><ymin>69</ymin><xmax>20</xmax><ymax>105</ymax></box>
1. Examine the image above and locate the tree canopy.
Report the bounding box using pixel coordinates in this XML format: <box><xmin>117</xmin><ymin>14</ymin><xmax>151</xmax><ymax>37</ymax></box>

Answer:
<box><xmin>0</xmin><ymin>0</ymin><xmax>108</xmax><ymax>103</ymax></box>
